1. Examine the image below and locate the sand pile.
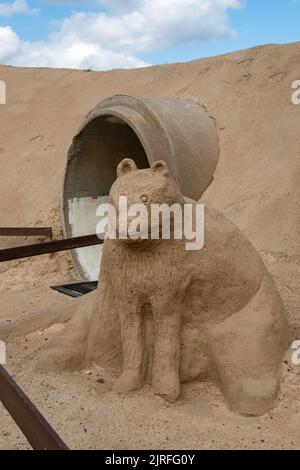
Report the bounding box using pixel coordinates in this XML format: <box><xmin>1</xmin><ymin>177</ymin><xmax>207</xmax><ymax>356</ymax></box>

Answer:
<box><xmin>1</xmin><ymin>41</ymin><xmax>300</xmax><ymax>323</ymax></box>
<box><xmin>0</xmin><ymin>41</ymin><xmax>300</xmax><ymax>449</ymax></box>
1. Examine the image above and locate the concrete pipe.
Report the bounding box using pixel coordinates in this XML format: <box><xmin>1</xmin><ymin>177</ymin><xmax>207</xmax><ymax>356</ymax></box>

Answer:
<box><xmin>63</xmin><ymin>95</ymin><xmax>219</xmax><ymax>280</ymax></box>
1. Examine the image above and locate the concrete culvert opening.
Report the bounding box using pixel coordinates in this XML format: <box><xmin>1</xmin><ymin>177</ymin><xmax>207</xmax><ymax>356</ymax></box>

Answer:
<box><xmin>63</xmin><ymin>115</ymin><xmax>149</xmax><ymax>281</ymax></box>
<box><xmin>63</xmin><ymin>95</ymin><xmax>220</xmax><ymax>281</ymax></box>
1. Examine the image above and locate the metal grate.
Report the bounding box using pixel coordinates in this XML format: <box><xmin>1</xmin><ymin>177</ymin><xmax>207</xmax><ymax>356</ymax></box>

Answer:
<box><xmin>51</xmin><ymin>281</ymin><xmax>98</xmax><ymax>298</ymax></box>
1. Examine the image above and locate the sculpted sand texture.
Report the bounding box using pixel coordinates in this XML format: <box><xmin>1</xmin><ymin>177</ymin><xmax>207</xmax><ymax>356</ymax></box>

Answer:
<box><xmin>39</xmin><ymin>159</ymin><xmax>291</xmax><ymax>416</ymax></box>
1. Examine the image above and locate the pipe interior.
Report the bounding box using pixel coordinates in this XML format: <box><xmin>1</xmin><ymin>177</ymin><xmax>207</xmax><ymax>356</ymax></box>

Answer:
<box><xmin>65</xmin><ymin>115</ymin><xmax>149</xmax><ymax>280</ymax></box>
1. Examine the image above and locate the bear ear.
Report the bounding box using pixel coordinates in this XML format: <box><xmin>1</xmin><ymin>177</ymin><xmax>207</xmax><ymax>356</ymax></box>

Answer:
<box><xmin>117</xmin><ymin>158</ymin><xmax>138</xmax><ymax>178</ymax></box>
<box><xmin>151</xmin><ymin>160</ymin><xmax>169</xmax><ymax>177</ymax></box>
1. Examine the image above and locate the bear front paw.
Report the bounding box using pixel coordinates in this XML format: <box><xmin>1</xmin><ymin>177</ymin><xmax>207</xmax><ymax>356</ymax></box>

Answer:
<box><xmin>113</xmin><ymin>369</ymin><xmax>144</xmax><ymax>393</ymax></box>
<box><xmin>153</xmin><ymin>371</ymin><xmax>181</xmax><ymax>402</ymax></box>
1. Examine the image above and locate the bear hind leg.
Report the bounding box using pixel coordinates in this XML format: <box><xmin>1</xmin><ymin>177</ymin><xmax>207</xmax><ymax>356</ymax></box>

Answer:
<box><xmin>207</xmin><ymin>280</ymin><xmax>289</xmax><ymax>416</ymax></box>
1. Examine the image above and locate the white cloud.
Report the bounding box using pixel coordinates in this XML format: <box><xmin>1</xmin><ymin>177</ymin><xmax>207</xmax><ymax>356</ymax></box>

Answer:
<box><xmin>0</xmin><ymin>26</ymin><xmax>21</xmax><ymax>59</ymax></box>
<box><xmin>95</xmin><ymin>0</ymin><xmax>140</xmax><ymax>13</ymax></box>
<box><xmin>0</xmin><ymin>0</ymin><xmax>242</xmax><ymax>70</ymax></box>
<box><xmin>0</xmin><ymin>0</ymin><xmax>38</xmax><ymax>16</ymax></box>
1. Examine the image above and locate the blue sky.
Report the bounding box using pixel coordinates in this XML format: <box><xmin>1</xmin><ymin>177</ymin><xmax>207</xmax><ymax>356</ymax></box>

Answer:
<box><xmin>0</xmin><ymin>0</ymin><xmax>299</xmax><ymax>70</ymax></box>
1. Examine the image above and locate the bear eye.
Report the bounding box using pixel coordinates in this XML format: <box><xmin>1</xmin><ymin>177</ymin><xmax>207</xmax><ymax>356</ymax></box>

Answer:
<box><xmin>141</xmin><ymin>195</ymin><xmax>148</xmax><ymax>203</ymax></box>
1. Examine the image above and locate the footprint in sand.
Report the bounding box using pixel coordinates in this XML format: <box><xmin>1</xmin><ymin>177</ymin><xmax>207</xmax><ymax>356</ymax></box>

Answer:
<box><xmin>30</xmin><ymin>134</ymin><xmax>44</xmax><ymax>142</ymax></box>
<box><xmin>44</xmin><ymin>143</ymin><xmax>55</xmax><ymax>151</ymax></box>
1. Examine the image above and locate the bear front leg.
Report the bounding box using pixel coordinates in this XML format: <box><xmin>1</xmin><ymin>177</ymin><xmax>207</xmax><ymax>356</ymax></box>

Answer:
<box><xmin>113</xmin><ymin>299</ymin><xmax>145</xmax><ymax>393</ymax></box>
<box><xmin>152</xmin><ymin>302</ymin><xmax>181</xmax><ymax>402</ymax></box>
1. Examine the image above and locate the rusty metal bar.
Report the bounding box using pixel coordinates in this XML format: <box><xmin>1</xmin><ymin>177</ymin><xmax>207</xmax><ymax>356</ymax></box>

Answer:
<box><xmin>0</xmin><ymin>227</ymin><xmax>53</xmax><ymax>238</ymax></box>
<box><xmin>0</xmin><ymin>234</ymin><xmax>103</xmax><ymax>263</ymax></box>
<box><xmin>0</xmin><ymin>234</ymin><xmax>103</xmax><ymax>447</ymax></box>
<box><xmin>0</xmin><ymin>364</ymin><xmax>69</xmax><ymax>450</ymax></box>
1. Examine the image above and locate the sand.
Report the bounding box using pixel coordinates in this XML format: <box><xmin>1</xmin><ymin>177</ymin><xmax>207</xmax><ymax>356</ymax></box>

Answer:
<box><xmin>0</xmin><ymin>41</ymin><xmax>300</xmax><ymax>449</ymax></box>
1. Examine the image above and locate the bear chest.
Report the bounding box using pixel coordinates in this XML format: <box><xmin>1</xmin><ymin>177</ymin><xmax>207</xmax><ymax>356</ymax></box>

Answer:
<box><xmin>110</xmin><ymin>247</ymin><xmax>185</xmax><ymax>299</ymax></box>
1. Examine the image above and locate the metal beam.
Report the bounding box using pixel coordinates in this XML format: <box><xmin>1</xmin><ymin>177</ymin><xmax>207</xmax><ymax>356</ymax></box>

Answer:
<box><xmin>0</xmin><ymin>227</ymin><xmax>53</xmax><ymax>238</ymax></box>
<box><xmin>0</xmin><ymin>234</ymin><xmax>103</xmax><ymax>263</ymax></box>
<box><xmin>0</xmin><ymin>365</ymin><xmax>69</xmax><ymax>450</ymax></box>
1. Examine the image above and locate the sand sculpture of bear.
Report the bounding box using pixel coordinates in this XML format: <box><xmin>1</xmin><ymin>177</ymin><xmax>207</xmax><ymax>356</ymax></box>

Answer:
<box><xmin>39</xmin><ymin>159</ymin><xmax>290</xmax><ymax>416</ymax></box>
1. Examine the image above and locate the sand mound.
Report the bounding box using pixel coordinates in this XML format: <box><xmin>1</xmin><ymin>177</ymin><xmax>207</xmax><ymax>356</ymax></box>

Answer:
<box><xmin>0</xmin><ymin>41</ymin><xmax>300</xmax><ymax>449</ymax></box>
<box><xmin>1</xmin><ymin>41</ymin><xmax>300</xmax><ymax>326</ymax></box>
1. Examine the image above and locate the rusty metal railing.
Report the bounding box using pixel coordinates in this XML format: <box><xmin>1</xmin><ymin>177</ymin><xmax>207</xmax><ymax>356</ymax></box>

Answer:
<box><xmin>0</xmin><ymin>365</ymin><xmax>69</xmax><ymax>450</ymax></box>
<box><xmin>0</xmin><ymin>234</ymin><xmax>103</xmax><ymax>263</ymax></box>
<box><xmin>0</xmin><ymin>227</ymin><xmax>52</xmax><ymax>238</ymax></box>
<box><xmin>0</xmin><ymin>233</ymin><xmax>104</xmax><ymax>449</ymax></box>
